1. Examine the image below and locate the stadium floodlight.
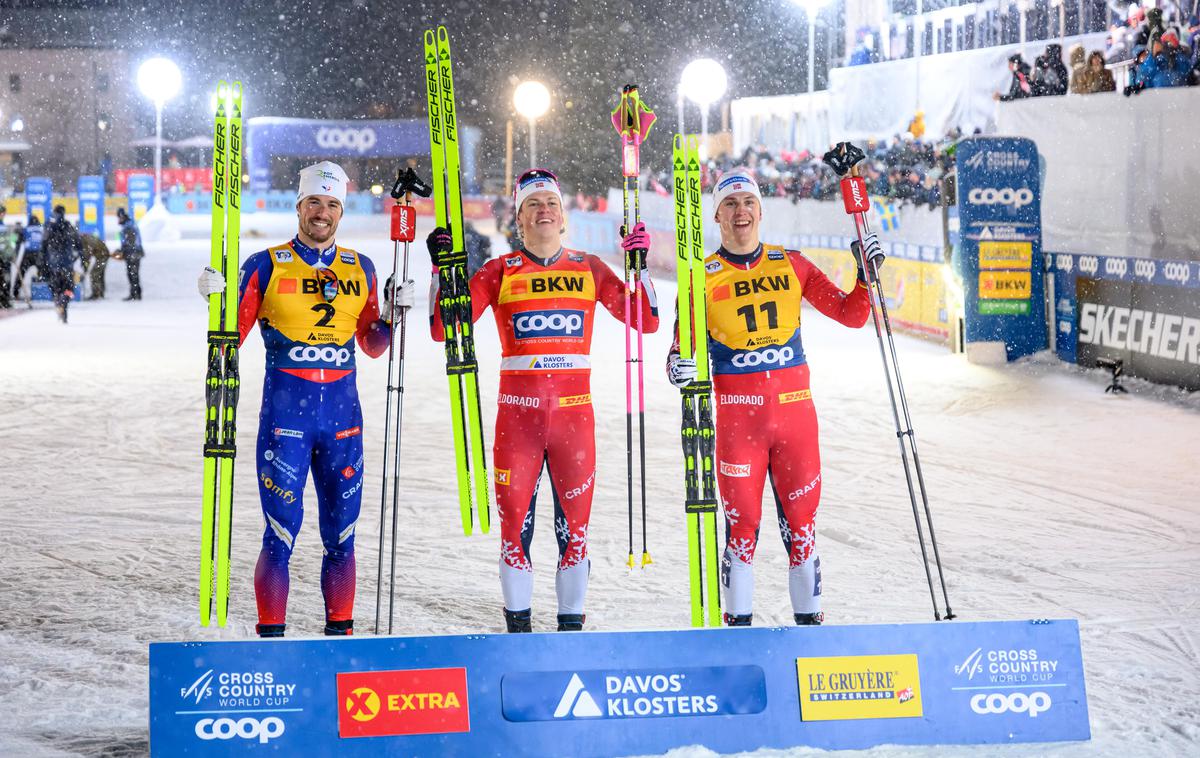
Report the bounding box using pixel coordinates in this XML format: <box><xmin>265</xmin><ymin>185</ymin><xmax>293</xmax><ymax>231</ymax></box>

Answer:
<box><xmin>680</xmin><ymin>58</ymin><xmax>728</xmax><ymax>160</ymax></box>
<box><xmin>513</xmin><ymin>80</ymin><xmax>551</xmax><ymax>167</ymax></box>
<box><xmin>137</xmin><ymin>57</ymin><xmax>183</xmax><ymax>206</ymax></box>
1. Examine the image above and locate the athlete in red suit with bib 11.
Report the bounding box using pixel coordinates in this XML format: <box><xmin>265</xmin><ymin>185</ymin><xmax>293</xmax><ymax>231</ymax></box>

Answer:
<box><xmin>667</xmin><ymin>169</ymin><xmax>884</xmax><ymax>627</ymax></box>
<box><xmin>429</xmin><ymin>168</ymin><xmax>658</xmax><ymax>633</ymax></box>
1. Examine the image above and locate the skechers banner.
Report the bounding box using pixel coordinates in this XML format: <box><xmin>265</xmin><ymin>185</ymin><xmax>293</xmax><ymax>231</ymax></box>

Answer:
<box><xmin>148</xmin><ymin>620</ymin><xmax>1089</xmax><ymax>755</ymax></box>
<box><xmin>500</xmin><ymin>665</ymin><xmax>767</xmax><ymax>722</ymax></box>
<box><xmin>1050</xmin><ymin>252</ymin><xmax>1200</xmax><ymax>390</ymax></box>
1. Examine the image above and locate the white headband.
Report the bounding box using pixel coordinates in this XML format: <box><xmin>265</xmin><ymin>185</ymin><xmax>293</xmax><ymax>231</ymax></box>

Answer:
<box><xmin>712</xmin><ymin>169</ymin><xmax>762</xmax><ymax>207</ymax></box>
<box><xmin>514</xmin><ymin>170</ymin><xmax>562</xmax><ymax>211</ymax></box>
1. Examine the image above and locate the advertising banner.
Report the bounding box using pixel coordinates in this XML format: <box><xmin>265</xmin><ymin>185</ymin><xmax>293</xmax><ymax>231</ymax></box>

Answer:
<box><xmin>24</xmin><ymin>177</ymin><xmax>52</xmax><ymax>224</ymax></box>
<box><xmin>956</xmin><ymin>137</ymin><xmax>1046</xmax><ymax>360</ymax></box>
<box><xmin>149</xmin><ymin>619</ymin><xmax>1089</xmax><ymax>756</ymax></box>
<box><xmin>1050</xmin><ymin>252</ymin><xmax>1200</xmax><ymax>390</ymax></box>
<box><xmin>76</xmin><ymin>176</ymin><xmax>105</xmax><ymax>238</ymax></box>
<box><xmin>127</xmin><ymin>174</ymin><xmax>155</xmax><ymax>219</ymax></box>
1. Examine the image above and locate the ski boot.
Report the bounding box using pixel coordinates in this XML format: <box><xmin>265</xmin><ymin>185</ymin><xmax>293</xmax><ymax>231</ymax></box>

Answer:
<box><xmin>505</xmin><ymin>608</ymin><xmax>532</xmax><ymax>633</ymax></box>
<box><xmin>324</xmin><ymin>619</ymin><xmax>354</xmax><ymax>636</ymax></box>
<box><xmin>724</xmin><ymin>613</ymin><xmax>753</xmax><ymax>627</ymax></box>
<box><xmin>256</xmin><ymin>623</ymin><xmax>285</xmax><ymax>638</ymax></box>
<box><xmin>556</xmin><ymin>614</ymin><xmax>585</xmax><ymax>632</ymax></box>
<box><xmin>794</xmin><ymin>612</ymin><xmax>823</xmax><ymax>626</ymax></box>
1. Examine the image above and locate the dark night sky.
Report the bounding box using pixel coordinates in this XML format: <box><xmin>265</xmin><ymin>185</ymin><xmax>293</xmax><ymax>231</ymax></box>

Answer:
<box><xmin>3</xmin><ymin>0</ymin><xmax>836</xmax><ymax>191</ymax></box>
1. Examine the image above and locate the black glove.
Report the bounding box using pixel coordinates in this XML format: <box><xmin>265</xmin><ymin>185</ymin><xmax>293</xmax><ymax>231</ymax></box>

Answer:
<box><xmin>426</xmin><ymin>226</ymin><xmax>453</xmax><ymax>267</ymax></box>
<box><xmin>851</xmin><ymin>233</ymin><xmax>884</xmax><ymax>283</ymax></box>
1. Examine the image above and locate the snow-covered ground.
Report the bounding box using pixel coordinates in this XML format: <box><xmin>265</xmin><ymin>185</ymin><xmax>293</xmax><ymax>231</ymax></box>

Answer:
<box><xmin>1</xmin><ymin>212</ymin><xmax>1197</xmax><ymax>757</ymax></box>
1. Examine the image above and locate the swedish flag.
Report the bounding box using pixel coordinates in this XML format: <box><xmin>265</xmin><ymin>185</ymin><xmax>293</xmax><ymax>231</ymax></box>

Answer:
<box><xmin>873</xmin><ymin>198</ymin><xmax>899</xmax><ymax>232</ymax></box>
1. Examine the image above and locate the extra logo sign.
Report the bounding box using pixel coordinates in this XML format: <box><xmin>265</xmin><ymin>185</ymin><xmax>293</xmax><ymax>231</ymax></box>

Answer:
<box><xmin>796</xmin><ymin>654</ymin><xmax>923</xmax><ymax>721</ymax></box>
<box><xmin>336</xmin><ymin>668</ymin><xmax>470</xmax><ymax>738</ymax></box>
<box><xmin>840</xmin><ymin>176</ymin><xmax>870</xmax><ymax>214</ymax></box>
<box><xmin>391</xmin><ymin>205</ymin><xmax>416</xmax><ymax>243</ymax></box>
<box><xmin>500</xmin><ymin>665</ymin><xmax>767</xmax><ymax>722</ymax></box>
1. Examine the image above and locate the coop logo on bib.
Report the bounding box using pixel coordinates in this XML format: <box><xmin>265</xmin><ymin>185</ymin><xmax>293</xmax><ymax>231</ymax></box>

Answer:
<box><xmin>513</xmin><ymin>309</ymin><xmax>585</xmax><ymax>340</ymax></box>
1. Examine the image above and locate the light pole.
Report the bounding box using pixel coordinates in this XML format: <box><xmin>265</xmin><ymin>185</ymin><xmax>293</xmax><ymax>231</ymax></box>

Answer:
<box><xmin>137</xmin><ymin>57</ymin><xmax>182</xmax><ymax>208</ymax></box>
<box><xmin>513</xmin><ymin>80</ymin><xmax>550</xmax><ymax>168</ymax></box>
<box><xmin>680</xmin><ymin>58</ymin><xmax>727</xmax><ymax>161</ymax></box>
<box><xmin>790</xmin><ymin>0</ymin><xmax>832</xmax><ymax>95</ymax></box>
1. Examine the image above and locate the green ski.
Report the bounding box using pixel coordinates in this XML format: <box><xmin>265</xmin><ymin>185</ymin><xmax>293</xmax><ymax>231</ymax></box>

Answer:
<box><xmin>200</xmin><ymin>80</ymin><xmax>243</xmax><ymax>627</ymax></box>
<box><xmin>424</xmin><ymin>26</ymin><xmax>490</xmax><ymax>535</ymax></box>
<box><xmin>673</xmin><ymin>133</ymin><xmax>721</xmax><ymax>627</ymax></box>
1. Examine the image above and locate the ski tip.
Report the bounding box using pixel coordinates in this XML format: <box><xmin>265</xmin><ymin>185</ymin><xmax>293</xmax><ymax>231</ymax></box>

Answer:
<box><xmin>437</xmin><ymin>25</ymin><xmax>450</xmax><ymax>43</ymax></box>
<box><xmin>424</xmin><ymin>29</ymin><xmax>435</xmax><ymax>45</ymax></box>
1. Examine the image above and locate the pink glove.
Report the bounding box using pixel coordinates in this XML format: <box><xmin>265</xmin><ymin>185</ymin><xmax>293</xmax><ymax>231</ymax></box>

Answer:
<box><xmin>621</xmin><ymin>222</ymin><xmax>650</xmax><ymax>252</ymax></box>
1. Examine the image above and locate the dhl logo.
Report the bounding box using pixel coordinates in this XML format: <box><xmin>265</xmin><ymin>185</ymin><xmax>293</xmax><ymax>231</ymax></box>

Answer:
<box><xmin>559</xmin><ymin>393</ymin><xmax>591</xmax><ymax>407</ymax></box>
<box><xmin>779</xmin><ymin>389</ymin><xmax>812</xmax><ymax>404</ymax></box>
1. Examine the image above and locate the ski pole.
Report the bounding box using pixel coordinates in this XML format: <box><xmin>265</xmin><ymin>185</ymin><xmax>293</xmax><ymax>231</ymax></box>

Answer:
<box><xmin>374</xmin><ymin>167</ymin><xmax>432</xmax><ymax>636</ymax></box>
<box><xmin>611</xmin><ymin>84</ymin><xmax>657</xmax><ymax>568</ymax></box>
<box><xmin>823</xmin><ymin>141</ymin><xmax>955</xmax><ymax>622</ymax></box>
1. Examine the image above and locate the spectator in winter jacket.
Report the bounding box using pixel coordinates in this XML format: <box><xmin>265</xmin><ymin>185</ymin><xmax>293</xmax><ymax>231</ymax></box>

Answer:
<box><xmin>43</xmin><ymin>205</ymin><xmax>81</xmax><ymax>323</ymax></box>
<box><xmin>1135</xmin><ymin>34</ymin><xmax>1191</xmax><ymax>89</ymax></box>
<box><xmin>1068</xmin><ymin>44</ymin><xmax>1090</xmax><ymax>93</ymax></box>
<box><xmin>994</xmin><ymin>54</ymin><xmax>1034</xmax><ymax>101</ymax></box>
<box><xmin>1087</xmin><ymin>51</ymin><xmax>1117</xmax><ymax>93</ymax></box>
<box><xmin>114</xmin><ymin>207</ymin><xmax>144</xmax><ymax>300</ymax></box>
<box><xmin>1033</xmin><ymin>43</ymin><xmax>1069</xmax><ymax>96</ymax></box>
<box><xmin>0</xmin><ymin>206</ymin><xmax>15</xmax><ymax>308</ymax></box>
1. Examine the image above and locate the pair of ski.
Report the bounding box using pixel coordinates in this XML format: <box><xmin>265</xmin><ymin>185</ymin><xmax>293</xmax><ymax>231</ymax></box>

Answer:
<box><xmin>199</xmin><ymin>81</ymin><xmax>243</xmax><ymax>628</ymax></box>
<box><xmin>424</xmin><ymin>27</ymin><xmax>490</xmax><ymax>536</ymax></box>
<box><xmin>673</xmin><ymin>135</ymin><xmax>722</xmax><ymax>627</ymax></box>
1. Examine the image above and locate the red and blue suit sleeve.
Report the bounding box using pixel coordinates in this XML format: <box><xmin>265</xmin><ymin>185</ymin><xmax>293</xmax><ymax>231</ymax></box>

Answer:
<box><xmin>354</xmin><ymin>254</ymin><xmax>390</xmax><ymax>358</ymax></box>
<box><xmin>429</xmin><ymin>258</ymin><xmax>501</xmax><ymax>341</ymax></box>
<box><xmin>788</xmin><ymin>251</ymin><xmax>871</xmax><ymax>328</ymax></box>
<box><xmin>590</xmin><ymin>256</ymin><xmax>660</xmax><ymax>332</ymax></box>
<box><xmin>237</xmin><ymin>250</ymin><xmax>274</xmax><ymax>346</ymax></box>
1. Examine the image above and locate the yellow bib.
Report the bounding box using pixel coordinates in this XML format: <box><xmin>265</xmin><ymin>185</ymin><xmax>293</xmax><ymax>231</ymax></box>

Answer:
<box><xmin>706</xmin><ymin>245</ymin><xmax>806</xmax><ymax>374</ymax></box>
<box><xmin>258</xmin><ymin>243</ymin><xmax>369</xmax><ymax>346</ymax></box>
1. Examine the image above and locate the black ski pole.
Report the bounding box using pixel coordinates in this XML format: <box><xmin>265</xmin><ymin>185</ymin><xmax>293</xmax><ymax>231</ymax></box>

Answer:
<box><xmin>374</xmin><ymin>167</ymin><xmax>432</xmax><ymax>635</ymax></box>
<box><xmin>823</xmin><ymin>142</ymin><xmax>955</xmax><ymax>621</ymax></box>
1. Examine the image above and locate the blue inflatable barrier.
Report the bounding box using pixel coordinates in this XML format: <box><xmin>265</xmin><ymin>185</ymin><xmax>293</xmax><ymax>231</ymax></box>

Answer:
<box><xmin>149</xmin><ymin>618</ymin><xmax>1089</xmax><ymax>755</ymax></box>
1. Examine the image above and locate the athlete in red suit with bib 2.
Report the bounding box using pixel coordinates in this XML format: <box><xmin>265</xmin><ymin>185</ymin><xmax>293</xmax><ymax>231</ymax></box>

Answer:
<box><xmin>429</xmin><ymin>168</ymin><xmax>658</xmax><ymax>633</ymax></box>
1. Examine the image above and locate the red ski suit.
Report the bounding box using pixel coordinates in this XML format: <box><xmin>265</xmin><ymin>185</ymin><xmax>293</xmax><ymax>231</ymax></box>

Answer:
<box><xmin>675</xmin><ymin>243</ymin><xmax>869</xmax><ymax>617</ymax></box>
<box><xmin>432</xmin><ymin>247</ymin><xmax>658</xmax><ymax>615</ymax></box>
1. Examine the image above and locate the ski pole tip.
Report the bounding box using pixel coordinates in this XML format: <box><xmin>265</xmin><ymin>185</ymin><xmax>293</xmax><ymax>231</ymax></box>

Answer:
<box><xmin>641</xmin><ymin>551</ymin><xmax>653</xmax><ymax>568</ymax></box>
<box><xmin>626</xmin><ymin>553</ymin><xmax>636</xmax><ymax>570</ymax></box>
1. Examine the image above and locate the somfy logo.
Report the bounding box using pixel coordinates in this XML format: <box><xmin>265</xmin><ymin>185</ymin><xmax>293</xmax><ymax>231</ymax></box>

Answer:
<box><xmin>316</xmin><ymin>126</ymin><xmax>377</xmax><ymax>154</ymax></box>
<box><xmin>1078</xmin><ymin>256</ymin><xmax>1099</xmax><ymax>276</ymax></box>
<box><xmin>966</xmin><ymin>187</ymin><xmax>1034</xmax><ymax>209</ymax></box>
<box><xmin>1163</xmin><ymin>262</ymin><xmax>1191</xmax><ymax>284</ymax></box>
<box><xmin>195</xmin><ymin>716</ymin><xmax>285</xmax><ymax>743</ymax></box>
<box><xmin>1133</xmin><ymin>259</ymin><xmax>1157</xmax><ymax>280</ymax></box>
<box><xmin>554</xmin><ymin>674</ymin><xmax>602</xmax><ymax>718</ymax></box>
<box><xmin>970</xmin><ymin>692</ymin><xmax>1051</xmax><ymax>718</ymax></box>
<box><xmin>1104</xmin><ymin>258</ymin><xmax>1128</xmax><ymax>277</ymax></box>
<box><xmin>512</xmin><ymin>309</ymin><xmax>585</xmax><ymax>340</ymax></box>
<box><xmin>288</xmin><ymin>345</ymin><xmax>352</xmax><ymax>365</ymax></box>
<box><xmin>731</xmin><ymin>346</ymin><xmax>794</xmax><ymax>368</ymax></box>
